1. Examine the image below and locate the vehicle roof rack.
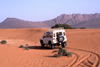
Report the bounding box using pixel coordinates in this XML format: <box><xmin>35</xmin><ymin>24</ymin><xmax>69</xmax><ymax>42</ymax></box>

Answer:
<box><xmin>47</xmin><ymin>27</ymin><xmax>64</xmax><ymax>31</ymax></box>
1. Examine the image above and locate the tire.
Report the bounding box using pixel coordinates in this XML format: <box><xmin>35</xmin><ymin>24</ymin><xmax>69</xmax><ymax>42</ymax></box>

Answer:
<box><xmin>57</xmin><ymin>43</ymin><xmax>60</xmax><ymax>46</ymax></box>
<box><xmin>49</xmin><ymin>44</ymin><xmax>55</xmax><ymax>49</ymax></box>
<box><xmin>40</xmin><ymin>40</ymin><xmax>44</xmax><ymax>48</ymax></box>
<box><xmin>41</xmin><ymin>43</ymin><xmax>44</xmax><ymax>48</ymax></box>
<box><xmin>57</xmin><ymin>35</ymin><xmax>64</xmax><ymax>42</ymax></box>
<box><xmin>62</xmin><ymin>42</ymin><xmax>67</xmax><ymax>48</ymax></box>
<box><xmin>49</xmin><ymin>41</ymin><xmax>55</xmax><ymax>49</ymax></box>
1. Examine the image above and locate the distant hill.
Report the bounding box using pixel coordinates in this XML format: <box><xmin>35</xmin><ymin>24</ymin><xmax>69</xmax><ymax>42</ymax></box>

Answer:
<box><xmin>0</xmin><ymin>18</ymin><xmax>50</xmax><ymax>28</ymax></box>
<box><xmin>0</xmin><ymin>13</ymin><xmax>100</xmax><ymax>29</ymax></box>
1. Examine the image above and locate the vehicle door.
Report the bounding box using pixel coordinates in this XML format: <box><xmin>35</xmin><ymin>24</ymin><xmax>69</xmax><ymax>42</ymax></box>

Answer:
<box><xmin>53</xmin><ymin>32</ymin><xmax>57</xmax><ymax>43</ymax></box>
<box><xmin>63</xmin><ymin>32</ymin><xmax>67</xmax><ymax>41</ymax></box>
<box><xmin>42</xmin><ymin>33</ymin><xmax>48</xmax><ymax>44</ymax></box>
<box><xmin>46</xmin><ymin>32</ymin><xmax>53</xmax><ymax>44</ymax></box>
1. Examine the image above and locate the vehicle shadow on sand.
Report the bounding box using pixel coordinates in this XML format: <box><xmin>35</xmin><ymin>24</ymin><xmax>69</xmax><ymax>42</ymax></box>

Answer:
<box><xmin>27</xmin><ymin>46</ymin><xmax>60</xmax><ymax>50</ymax></box>
<box><xmin>44</xmin><ymin>55</ymin><xmax>58</xmax><ymax>58</ymax></box>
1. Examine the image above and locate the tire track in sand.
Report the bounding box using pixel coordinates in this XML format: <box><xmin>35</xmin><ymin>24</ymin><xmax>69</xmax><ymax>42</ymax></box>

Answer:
<box><xmin>67</xmin><ymin>53</ymin><xmax>79</xmax><ymax>67</ymax></box>
<box><xmin>66</xmin><ymin>47</ymin><xmax>100</xmax><ymax>67</ymax></box>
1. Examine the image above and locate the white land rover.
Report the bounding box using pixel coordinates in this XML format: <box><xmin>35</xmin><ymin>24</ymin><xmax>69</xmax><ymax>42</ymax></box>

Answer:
<box><xmin>40</xmin><ymin>28</ymin><xmax>67</xmax><ymax>49</ymax></box>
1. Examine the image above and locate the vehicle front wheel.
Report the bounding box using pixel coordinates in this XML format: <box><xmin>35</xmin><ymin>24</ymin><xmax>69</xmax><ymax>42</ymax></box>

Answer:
<box><xmin>49</xmin><ymin>44</ymin><xmax>55</xmax><ymax>49</ymax></box>
<box><xmin>40</xmin><ymin>40</ymin><xmax>44</xmax><ymax>48</ymax></box>
<box><xmin>41</xmin><ymin>43</ymin><xmax>44</xmax><ymax>48</ymax></box>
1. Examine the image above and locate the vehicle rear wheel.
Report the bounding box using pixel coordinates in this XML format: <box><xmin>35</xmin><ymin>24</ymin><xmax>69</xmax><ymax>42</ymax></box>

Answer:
<box><xmin>62</xmin><ymin>42</ymin><xmax>67</xmax><ymax>48</ymax></box>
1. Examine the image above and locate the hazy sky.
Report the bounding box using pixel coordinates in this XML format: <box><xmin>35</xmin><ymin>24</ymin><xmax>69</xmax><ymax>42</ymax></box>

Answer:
<box><xmin>0</xmin><ymin>0</ymin><xmax>100</xmax><ymax>22</ymax></box>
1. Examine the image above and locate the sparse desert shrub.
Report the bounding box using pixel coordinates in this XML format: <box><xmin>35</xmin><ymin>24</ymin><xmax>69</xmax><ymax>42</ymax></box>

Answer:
<box><xmin>1</xmin><ymin>40</ymin><xmax>7</xmax><ymax>44</ymax></box>
<box><xmin>66</xmin><ymin>52</ymin><xmax>73</xmax><ymax>57</ymax></box>
<box><xmin>58</xmin><ymin>47</ymin><xmax>64</xmax><ymax>56</ymax></box>
<box><xmin>26</xmin><ymin>44</ymin><xmax>28</xmax><ymax>46</ymax></box>
<box><xmin>19</xmin><ymin>45</ymin><xmax>29</xmax><ymax>50</ymax></box>
<box><xmin>24</xmin><ymin>47</ymin><xmax>29</xmax><ymax>50</ymax></box>
<box><xmin>80</xmin><ymin>27</ymin><xmax>85</xmax><ymax>29</ymax></box>
<box><xmin>73</xmin><ymin>27</ymin><xmax>77</xmax><ymax>29</ymax></box>
<box><xmin>52</xmin><ymin>50</ymin><xmax>58</xmax><ymax>53</ymax></box>
<box><xmin>19</xmin><ymin>45</ymin><xmax>25</xmax><ymax>48</ymax></box>
<box><xmin>52</xmin><ymin>47</ymin><xmax>72</xmax><ymax>57</ymax></box>
<box><xmin>26</xmin><ymin>44</ymin><xmax>28</xmax><ymax>47</ymax></box>
<box><xmin>51</xmin><ymin>24</ymin><xmax>76</xmax><ymax>29</ymax></box>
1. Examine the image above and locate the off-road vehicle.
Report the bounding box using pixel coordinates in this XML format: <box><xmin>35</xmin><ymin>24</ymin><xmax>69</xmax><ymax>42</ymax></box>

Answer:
<box><xmin>40</xmin><ymin>28</ymin><xmax>67</xmax><ymax>49</ymax></box>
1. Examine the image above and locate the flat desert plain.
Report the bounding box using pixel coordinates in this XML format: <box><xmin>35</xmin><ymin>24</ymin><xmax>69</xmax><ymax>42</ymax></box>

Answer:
<box><xmin>0</xmin><ymin>28</ymin><xmax>100</xmax><ymax>67</ymax></box>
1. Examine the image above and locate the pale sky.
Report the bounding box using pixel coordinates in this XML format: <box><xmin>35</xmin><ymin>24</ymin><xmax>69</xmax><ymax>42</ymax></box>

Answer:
<box><xmin>0</xmin><ymin>0</ymin><xmax>100</xmax><ymax>22</ymax></box>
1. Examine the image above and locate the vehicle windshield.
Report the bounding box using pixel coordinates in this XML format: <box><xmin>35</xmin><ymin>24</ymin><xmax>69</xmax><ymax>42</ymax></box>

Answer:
<box><xmin>43</xmin><ymin>33</ymin><xmax>46</xmax><ymax>38</ymax></box>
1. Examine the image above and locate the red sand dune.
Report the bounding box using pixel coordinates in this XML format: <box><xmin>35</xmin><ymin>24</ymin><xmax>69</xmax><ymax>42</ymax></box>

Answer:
<box><xmin>0</xmin><ymin>28</ymin><xmax>100</xmax><ymax>67</ymax></box>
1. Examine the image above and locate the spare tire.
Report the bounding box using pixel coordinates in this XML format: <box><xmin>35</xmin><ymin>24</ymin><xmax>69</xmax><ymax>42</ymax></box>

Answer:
<box><xmin>57</xmin><ymin>35</ymin><xmax>64</xmax><ymax>42</ymax></box>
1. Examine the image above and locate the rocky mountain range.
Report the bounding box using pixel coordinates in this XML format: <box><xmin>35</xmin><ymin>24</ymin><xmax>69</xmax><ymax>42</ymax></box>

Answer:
<box><xmin>0</xmin><ymin>13</ymin><xmax>100</xmax><ymax>29</ymax></box>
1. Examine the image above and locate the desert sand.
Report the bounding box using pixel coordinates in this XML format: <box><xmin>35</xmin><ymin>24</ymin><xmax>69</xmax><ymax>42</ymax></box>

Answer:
<box><xmin>0</xmin><ymin>28</ymin><xmax>100</xmax><ymax>67</ymax></box>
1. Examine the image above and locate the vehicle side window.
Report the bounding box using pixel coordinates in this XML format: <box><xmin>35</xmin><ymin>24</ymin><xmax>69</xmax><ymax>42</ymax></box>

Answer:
<box><xmin>46</xmin><ymin>34</ymin><xmax>49</xmax><ymax>38</ymax></box>
<box><xmin>56</xmin><ymin>32</ymin><xmax>62</xmax><ymax>37</ymax></box>
<box><xmin>56</xmin><ymin>32</ymin><xmax>59</xmax><ymax>37</ymax></box>
<box><xmin>49</xmin><ymin>33</ymin><xmax>52</xmax><ymax>38</ymax></box>
<box><xmin>46</xmin><ymin>33</ymin><xmax>52</xmax><ymax>38</ymax></box>
<box><xmin>59</xmin><ymin>32</ymin><xmax>62</xmax><ymax>35</ymax></box>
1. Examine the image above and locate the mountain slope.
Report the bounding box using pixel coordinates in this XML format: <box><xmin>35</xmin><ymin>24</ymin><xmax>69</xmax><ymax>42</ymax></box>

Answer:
<box><xmin>73</xmin><ymin>18</ymin><xmax>100</xmax><ymax>29</ymax></box>
<box><xmin>0</xmin><ymin>13</ymin><xmax>100</xmax><ymax>29</ymax></box>
<box><xmin>43</xmin><ymin>13</ymin><xmax>100</xmax><ymax>27</ymax></box>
